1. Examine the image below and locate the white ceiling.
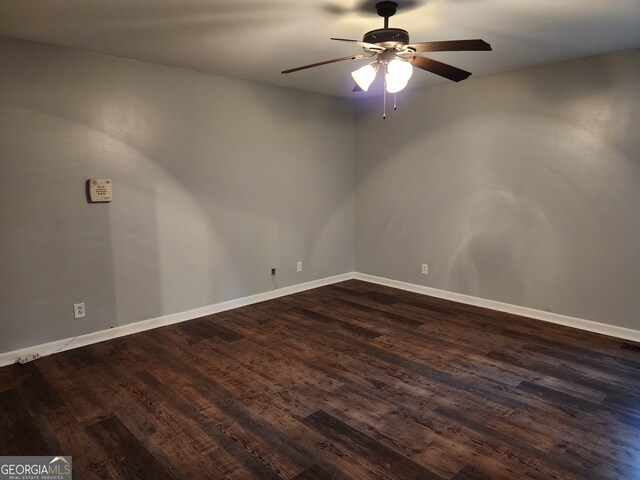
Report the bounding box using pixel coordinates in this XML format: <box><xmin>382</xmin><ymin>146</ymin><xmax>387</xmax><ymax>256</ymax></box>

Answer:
<box><xmin>1</xmin><ymin>0</ymin><xmax>639</xmax><ymax>98</ymax></box>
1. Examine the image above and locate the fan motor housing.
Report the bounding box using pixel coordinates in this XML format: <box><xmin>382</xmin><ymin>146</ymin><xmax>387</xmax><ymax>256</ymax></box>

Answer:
<box><xmin>363</xmin><ymin>28</ymin><xmax>410</xmax><ymax>49</ymax></box>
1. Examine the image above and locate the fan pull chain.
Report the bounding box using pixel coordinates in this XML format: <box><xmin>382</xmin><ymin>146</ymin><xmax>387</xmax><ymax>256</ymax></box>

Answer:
<box><xmin>383</xmin><ymin>67</ymin><xmax>387</xmax><ymax>119</ymax></box>
<box><xmin>394</xmin><ymin>92</ymin><xmax>397</xmax><ymax>110</ymax></box>
<box><xmin>383</xmin><ymin>89</ymin><xmax>386</xmax><ymax>119</ymax></box>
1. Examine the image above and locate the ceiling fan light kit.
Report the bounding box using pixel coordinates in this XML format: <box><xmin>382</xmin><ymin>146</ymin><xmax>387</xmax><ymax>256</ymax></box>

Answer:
<box><xmin>282</xmin><ymin>1</ymin><xmax>492</xmax><ymax>118</ymax></box>
<box><xmin>385</xmin><ymin>58</ymin><xmax>413</xmax><ymax>93</ymax></box>
<box><xmin>351</xmin><ymin>63</ymin><xmax>379</xmax><ymax>92</ymax></box>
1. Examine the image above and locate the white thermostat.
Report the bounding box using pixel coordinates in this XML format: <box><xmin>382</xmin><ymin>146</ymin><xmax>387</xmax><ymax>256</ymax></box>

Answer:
<box><xmin>87</xmin><ymin>178</ymin><xmax>113</xmax><ymax>203</ymax></box>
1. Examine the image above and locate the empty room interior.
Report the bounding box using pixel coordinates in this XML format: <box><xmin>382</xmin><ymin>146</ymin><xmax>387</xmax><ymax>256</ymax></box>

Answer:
<box><xmin>1</xmin><ymin>0</ymin><xmax>640</xmax><ymax>479</ymax></box>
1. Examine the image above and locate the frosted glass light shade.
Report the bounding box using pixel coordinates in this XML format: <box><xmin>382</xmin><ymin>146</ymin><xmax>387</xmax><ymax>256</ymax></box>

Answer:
<box><xmin>385</xmin><ymin>74</ymin><xmax>408</xmax><ymax>93</ymax></box>
<box><xmin>386</xmin><ymin>59</ymin><xmax>413</xmax><ymax>93</ymax></box>
<box><xmin>351</xmin><ymin>64</ymin><xmax>378</xmax><ymax>92</ymax></box>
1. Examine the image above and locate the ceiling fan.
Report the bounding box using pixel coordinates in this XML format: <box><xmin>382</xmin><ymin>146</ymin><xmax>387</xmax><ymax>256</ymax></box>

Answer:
<box><xmin>282</xmin><ymin>1</ymin><xmax>492</xmax><ymax>117</ymax></box>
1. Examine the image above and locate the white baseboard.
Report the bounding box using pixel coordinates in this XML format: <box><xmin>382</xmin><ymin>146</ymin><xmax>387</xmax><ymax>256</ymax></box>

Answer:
<box><xmin>3</xmin><ymin>270</ymin><xmax>637</xmax><ymax>367</ymax></box>
<box><xmin>0</xmin><ymin>272</ymin><xmax>354</xmax><ymax>367</ymax></box>
<box><xmin>354</xmin><ymin>272</ymin><xmax>640</xmax><ymax>343</ymax></box>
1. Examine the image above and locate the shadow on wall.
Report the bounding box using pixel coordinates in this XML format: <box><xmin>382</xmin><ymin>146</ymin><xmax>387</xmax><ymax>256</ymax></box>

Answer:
<box><xmin>0</xmin><ymin>37</ymin><xmax>356</xmax><ymax>352</ymax></box>
<box><xmin>0</xmin><ymin>103</ymin><xmax>123</xmax><ymax>351</ymax></box>
<box><xmin>0</xmin><ymin>99</ymin><xmax>239</xmax><ymax>353</ymax></box>
<box><xmin>356</xmin><ymin>108</ymin><xmax>640</xmax><ymax>323</ymax></box>
<box><xmin>438</xmin><ymin>112</ymin><xmax>637</xmax><ymax>309</ymax></box>
<box><xmin>237</xmin><ymin>83</ymin><xmax>356</xmax><ymax>278</ymax></box>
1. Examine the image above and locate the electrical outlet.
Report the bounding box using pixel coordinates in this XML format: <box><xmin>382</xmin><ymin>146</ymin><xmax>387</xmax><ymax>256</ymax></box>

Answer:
<box><xmin>421</xmin><ymin>264</ymin><xmax>429</xmax><ymax>275</ymax></box>
<box><xmin>73</xmin><ymin>302</ymin><xmax>86</xmax><ymax>319</ymax></box>
<box><xmin>297</xmin><ymin>261</ymin><xmax>303</xmax><ymax>272</ymax></box>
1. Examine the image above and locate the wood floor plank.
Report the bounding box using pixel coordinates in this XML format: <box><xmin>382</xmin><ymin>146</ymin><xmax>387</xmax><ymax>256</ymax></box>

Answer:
<box><xmin>228</xmin><ymin>303</ymin><xmax>627</xmax><ymax>447</ymax></box>
<box><xmin>143</xmin><ymin>342</ymin><xmax>326</xmax><ymax>474</ymax></box>
<box><xmin>137</xmin><ymin>345</ymin><xmax>369</xmax><ymax>479</ymax></box>
<box><xmin>303</xmin><ymin>410</ymin><xmax>442</xmax><ymax>480</ymax></box>
<box><xmin>2</xmin><ymin>280</ymin><xmax>638</xmax><ymax>479</ymax></box>
<box><xmin>516</xmin><ymin>380</ymin><xmax>640</xmax><ymax>430</ymax></box>
<box><xmin>293</xmin><ymin>464</ymin><xmax>334</xmax><ymax>480</ymax></box>
<box><xmin>85</xmin><ymin>415</ymin><xmax>178</xmax><ymax>480</ymax></box>
<box><xmin>309</xmin><ymin>384</ymin><xmax>474</xmax><ymax>479</ymax></box>
<box><xmin>223</xmin><ymin>307</ymin><xmax>512</xmax><ymax>426</ymax></box>
<box><xmin>177</xmin><ymin>317</ymin><xmax>245</xmax><ymax>343</ymax></box>
<box><xmin>136</xmin><ymin>371</ymin><xmax>285</xmax><ymax>480</ymax></box>
<box><xmin>36</xmin><ymin>408</ymin><xmax>121</xmax><ymax>480</ymax></box>
<box><xmin>452</xmin><ymin>456</ymin><xmax>539</xmax><ymax>480</ymax></box>
<box><xmin>487</xmin><ymin>348</ymin><xmax>640</xmax><ymax>397</ymax></box>
<box><xmin>0</xmin><ymin>362</ymin><xmax>38</xmax><ymax>393</ymax></box>
<box><xmin>432</xmin><ymin>405</ymin><xmax>605</xmax><ymax>479</ymax></box>
<box><xmin>0</xmin><ymin>388</ymin><xmax>55</xmax><ymax>455</ymax></box>
<box><xmin>35</xmin><ymin>355</ymin><xmax>111</xmax><ymax>424</ymax></box>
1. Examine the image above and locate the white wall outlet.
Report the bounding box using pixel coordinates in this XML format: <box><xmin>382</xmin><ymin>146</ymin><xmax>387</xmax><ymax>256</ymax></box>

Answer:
<box><xmin>421</xmin><ymin>263</ymin><xmax>429</xmax><ymax>275</ymax></box>
<box><xmin>73</xmin><ymin>303</ymin><xmax>86</xmax><ymax>319</ymax></box>
<box><xmin>297</xmin><ymin>261</ymin><xmax>303</xmax><ymax>272</ymax></box>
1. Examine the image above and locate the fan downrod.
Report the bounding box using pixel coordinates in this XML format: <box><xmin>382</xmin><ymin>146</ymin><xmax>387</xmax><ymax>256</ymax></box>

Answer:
<box><xmin>363</xmin><ymin>2</ymin><xmax>408</xmax><ymax>48</ymax></box>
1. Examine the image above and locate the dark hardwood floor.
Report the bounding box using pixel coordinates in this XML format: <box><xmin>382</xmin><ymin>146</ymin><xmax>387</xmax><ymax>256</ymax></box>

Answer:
<box><xmin>1</xmin><ymin>280</ymin><xmax>640</xmax><ymax>479</ymax></box>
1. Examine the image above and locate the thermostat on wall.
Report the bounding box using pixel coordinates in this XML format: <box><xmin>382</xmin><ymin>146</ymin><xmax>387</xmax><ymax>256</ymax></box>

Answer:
<box><xmin>86</xmin><ymin>178</ymin><xmax>113</xmax><ymax>203</ymax></box>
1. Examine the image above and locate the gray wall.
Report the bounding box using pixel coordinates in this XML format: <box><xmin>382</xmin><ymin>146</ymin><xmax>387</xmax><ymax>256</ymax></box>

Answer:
<box><xmin>2</xmin><ymin>37</ymin><xmax>638</xmax><ymax>355</ymax></box>
<box><xmin>0</xmin><ymin>37</ymin><xmax>355</xmax><ymax>353</ymax></box>
<box><xmin>355</xmin><ymin>49</ymin><xmax>640</xmax><ymax>330</ymax></box>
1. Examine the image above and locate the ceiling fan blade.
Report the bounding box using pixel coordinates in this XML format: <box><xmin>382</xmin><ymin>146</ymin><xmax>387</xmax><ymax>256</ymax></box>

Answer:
<box><xmin>407</xmin><ymin>39</ymin><xmax>492</xmax><ymax>53</ymax></box>
<box><xmin>411</xmin><ymin>56</ymin><xmax>472</xmax><ymax>82</ymax></box>
<box><xmin>331</xmin><ymin>37</ymin><xmax>384</xmax><ymax>51</ymax></box>
<box><xmin>282</xmin><ymin>54</ymin><xmax>368</xmax><ymax>74</ymax></box>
